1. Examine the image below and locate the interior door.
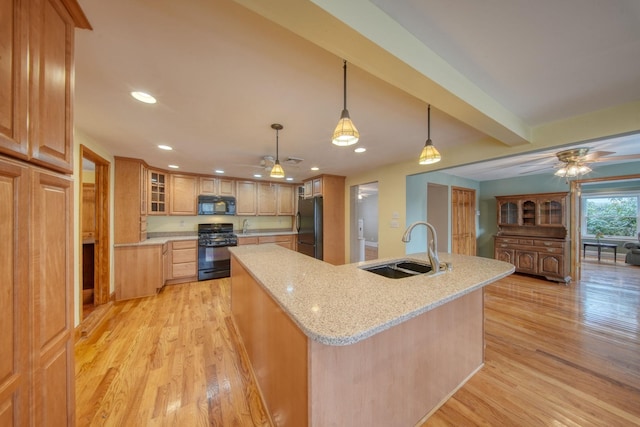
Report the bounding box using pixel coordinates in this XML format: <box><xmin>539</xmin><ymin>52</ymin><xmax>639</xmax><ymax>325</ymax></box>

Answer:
<box><xmin>451</xmin><ymin>186</ymin><xmax>476</xmax><ymax>256</ymax></box>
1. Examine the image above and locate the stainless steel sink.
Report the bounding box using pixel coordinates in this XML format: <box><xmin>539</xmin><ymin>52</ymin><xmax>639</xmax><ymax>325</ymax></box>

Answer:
<box><xmin>360</xmin><ymin>259</ymin><xmax>433</xmax><ymax>279</ymax></box>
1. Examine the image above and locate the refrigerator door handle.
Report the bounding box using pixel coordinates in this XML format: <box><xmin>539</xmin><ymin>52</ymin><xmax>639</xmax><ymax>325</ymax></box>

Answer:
<box><xmin>295</xmin><ymin>212</ymin><xmax>301</xmax><ymax>232</ymax></box>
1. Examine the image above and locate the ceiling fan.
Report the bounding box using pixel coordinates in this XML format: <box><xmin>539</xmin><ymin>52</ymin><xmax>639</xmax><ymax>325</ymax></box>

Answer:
<box><xmin>237</xmin><ymin>155</ymin><xmax>304</xmax><ymax>173</ymax></box>
<box><xmin>519</xmin><ymin>147</ymin><xmax>640</xmax><ymax>177</ymax></box>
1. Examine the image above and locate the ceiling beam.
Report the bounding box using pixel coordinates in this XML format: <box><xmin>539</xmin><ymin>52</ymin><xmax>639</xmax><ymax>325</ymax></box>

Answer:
<box><xmin>233</xmin><ymin>0</ymin><xmax>531</xmax><ymax>147</ymax></box>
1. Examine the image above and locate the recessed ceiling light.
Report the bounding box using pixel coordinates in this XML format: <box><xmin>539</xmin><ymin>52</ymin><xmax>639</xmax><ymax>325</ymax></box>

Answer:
<box><xmin>254</xmin><ymin>174</ymin><xmax>262</xmax><ymax>178</ymax></box>
<box><xmin>215</xmin><ymin>169</ymin><xmax>225</xmax><ymax>174</ymax></box>
<box><xmin>286</xmin><ymin>177</ymin><xmax>293</xmax><ymax>181</ymax></box>
<box><xmin>311</xmin><ymin>167</ymin><xmax>319</xmax><ymax>171</ymax></box>
<box><xmin>168</xmin><ymin>164</ymin><xmax>179</xmax><ymax>169</ymax></box>
<box><xmin>354</xmin><ymin>147</ymin><xmax>366</xmax><ymax>153</ymax></box>
<box><xmin>131</xmin><ymin>91</ymin><xmax>156</xmax><ymax>104</ymax></box>
<box><xmin>158</xmin><ymin>144</ymin><xmax>172</xmax><ymax>150</ymax></box>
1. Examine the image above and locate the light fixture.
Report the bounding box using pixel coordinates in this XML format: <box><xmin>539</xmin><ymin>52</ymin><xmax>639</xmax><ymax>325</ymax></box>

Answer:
<box><xmin>168</xmin><ymin>164</ymin><xmax>179</xmax><ymax>169</ymax></box>
<box><xmin>270</xmin><ymin>123</ymin><xmax>285</xmax><ymax>179</ymax></box>
<box><xmin>157</xmin><ymin>144</ymin><xmax>172</xmax><ymax>150</ymax></box>
<box><xmin>553</xmin><ymin>148</ymin><xmax>592</xmax><ymax>178</ymax></box>
<box><xmin>354</xmin><ymin>147</ymin><xmax>366</xmax><ymax>153</ymax></box>
<box><xmin>215</xmin><ymin>169</ymin><xmax>225</xmax><ymax>174</ymax></box>
<box><xmin>419</xmin><ymin>104</ymin><xmax>442</xmax><ymax>165</ymax></box>
<box><xmin>332</xmin><ymin>60</ymin><xmax>359</xmax><ymax>146</ymax></box>
<box><xmin>131</xmin><ymin>91</ymin><xmax>156</xmax><ymax>104</ymax></box>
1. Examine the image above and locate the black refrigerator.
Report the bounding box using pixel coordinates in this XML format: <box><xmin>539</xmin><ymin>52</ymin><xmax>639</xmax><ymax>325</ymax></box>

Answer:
<box><xmin>296</xmin><ymin>196</ymin><xmax>323</xmax><ymax>260</ymax></box>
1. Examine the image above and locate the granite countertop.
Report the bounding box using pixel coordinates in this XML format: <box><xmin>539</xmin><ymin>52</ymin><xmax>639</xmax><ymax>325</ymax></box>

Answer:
<box><xmin>229</xmin><ymin>245</ymin><xmax>514</xmax><ymax>346</ymax></box>
<box><xmin>114</xmin><ymin>235</ymin><xmax>198</xmax><ymax>247</ymax></box>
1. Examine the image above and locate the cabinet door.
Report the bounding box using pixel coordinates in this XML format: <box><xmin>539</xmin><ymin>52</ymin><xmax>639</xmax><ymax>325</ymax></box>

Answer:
<box><xmin>199</xmin><ymin>177</ymin><xmax>216</xmax><ymax>195</ymax></box>
<box><xmin>169</xmin><ymin>174</ymin><xmax>197</xmax><ymax>215</ymax></box>
<box><xmin>514</xmin><ymin>250</ymin><xmax>538</xmax><ymax>274</ymax></box>
<box><xmin>28</xmin><ymin>0</ymin><xmax>76</xmax><ymax>173</ymax></box>
<box><xmin>0</xmin><ymin>158</ymin><xmax>30</xmax><ymax>427</ymax></box>
<box><xmin>31</xmin><ymin>168</ymin><xmax>75</xmax><ymax>426</ymax></box>
<box><xmin>82</xmin><ymin>183</ymin><xmax>95</xmax><ymax>240</ymax></box>
<box><xmin>538</xmin><ymin>198</ymin><xmax>565</xmax><ymax>226</ymax></box>
<box><xmin>494</xmin><ymin>247</ymin><xmax>515</xmax><ymax>265</ymax></box>
<box><xmin>218</xmin><ymin>178</ymin><xmax>235</xmax><ymax>196</ymax></box>
<box><xmin>0</xmin><ymin>0</ymin><xmax>29</xmax><ymax>160</ymax></box>
<box><xmin>148</xmin><ymin>170</ymin><xmax>167</xmax><ymax>214</ymax></box>
<box><xmin>258</xmin><ymin>183</ymin><xmax>277</xmax><ymax>215</ymax></box>
<box><xmin>539</xmin><ymin>254</ymin><xmax>563</xmax><ymax>277</ymax></box>
<box><xmin>497</xmin><ymin>200</ymin><xmax>519</xmax><ymax>225</ymax></box>
<box><xmin>277</xmin><ymin>184</ymin><xmax>295</xmax><ymax>215</ymax></box>
<box><xmin>303</xmin><ymin>180</ymin><xmax>312</xmax><ymax>199</ymax></box>
<box><xmin>521</xmin><ymin>200</ymin><xmax>536</xmax><ymax>226</ymax></box>
<box><xmin>115</xmin><ymin>245</ymin><xmax>163</xmax><ymax>300</ymax></box>
<box><xmin>236</xmin><ymin>181</ymin><xmax>257</xmax><ymax>215</ymax></box>
<box><xmin>312</xmin><ymin>178</ymin><xmax>323</xmax><ymax>197</ymax></box>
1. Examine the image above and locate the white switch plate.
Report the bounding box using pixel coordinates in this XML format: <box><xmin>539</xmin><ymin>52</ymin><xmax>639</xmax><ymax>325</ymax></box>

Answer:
<box><xmin>392</xmin><ymin>212</ymin><xmax>400</xmax><ymax>219</ymax></box>
<box><xmin>390</xmin><ymin>220</ymin><xmax>399</xmax><ymax>228</ymax></box>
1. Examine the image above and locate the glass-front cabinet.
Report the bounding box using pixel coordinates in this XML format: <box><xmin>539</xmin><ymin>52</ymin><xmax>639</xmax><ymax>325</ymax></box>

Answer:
<box><xmin>498</xmin><ymin>200</ymin><xmax>519</xmax><ymax>225</ymax></box>
<box><xmin>538</xmin><ymin>198</ymin><xmax>564</xmax><ymax>226</ymax></box>
<box><xmin>149</xmin><ymin>170</ymin><xmax>167</xmax><ymax>214</ymax></box>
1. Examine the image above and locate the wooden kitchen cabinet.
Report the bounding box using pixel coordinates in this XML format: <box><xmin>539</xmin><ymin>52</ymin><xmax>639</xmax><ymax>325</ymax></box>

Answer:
<box><xmin>148</xmin><ymin>169</ymin><xmax>168</xmax><ymax>214</ymax></box>
<box><xmin>166</xmin><ymin>240</ymin><xmax>197</xmax><ymax>284</ymax></box>
<box><xmin>115</xmin><ymin>244</ymin><xmax>164</xmax><ymax>300</ymax></box>
<box><xmin>236</xmin><ymin>180</ymin><xmax>257</xmax><ymax>215</ymax></box>
<box><xmin>82</xmin><ymin>183</ymin><xmax>96</xmax><ymax>240</ymax></box>
<box><xmin>494</xmin><ymin>192</ymin><xmax>570</xmax><ymax>283</ymax></box>
<box><xmin>277</xmin><ymin>184</ymin><xmax>295</xmax><ymax>215</ymax></box>
<box><xmin>302</xmin><ymin>178</ymin><xmax>322</xmax><ymax>199</ymax></box>
<box><xmin>199</xmin><ymin>177</ymin><xmax>235</xmax><ymax>196</ymax></box>
<box><xmin>258</xmin><ymin>182</ymin><xmax>277</xmax><ymax>215</ymax></box>
<box><xmin>169</xmin><ymin>174</ymin><xmax>197</xmax><ymax>215</ymax></box>
<box><xmin>0</xmin><ymin>1</ymin><xmax>89</xmax><ymax>425</ymax></box>
<box><xmin>237</xmin><ymin>234</ymin><xmax>295</xmax><ymax>250</ymax></box>
<box><xmin>115</xmin><ymin>157</ymin><xmax>148</xmax><ymax>243</ymax></box>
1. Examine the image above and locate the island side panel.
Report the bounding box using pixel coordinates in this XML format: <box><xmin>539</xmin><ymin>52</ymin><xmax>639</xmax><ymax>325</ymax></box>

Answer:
<box><xmin>308</xmin><ymin>289</ymin><xmax>484</xmax><ymax>427</ymax></box>
<box><xmin>230</xmin><ymin>257</ymin><xmax>309</xmax><ymax>426</ymax></box>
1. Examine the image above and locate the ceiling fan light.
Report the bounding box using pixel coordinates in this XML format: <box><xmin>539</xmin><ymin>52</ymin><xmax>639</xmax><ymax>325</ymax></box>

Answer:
<box><xmin>419</xmin><ymin>139</ymin><xmax>441</xmax><ymax>165</ymax></box>
<box><xmin>270</xmin><ymin>160</ymin><xmax>285</xmax><ymax>178</ymax></box>
<box><xmin>578</xmin><ymin>164</ymin><xmax>592</xmax><ymax>174</ymax></box>
<box><xmin>332</xmin><ymin>110</ymin><xmax>360</xmax><ymax>146</ymax></box>
<box><xmin>555</xmin><ymin>167</ymin><xmax>567</xmax><ymax>177</ymax></box>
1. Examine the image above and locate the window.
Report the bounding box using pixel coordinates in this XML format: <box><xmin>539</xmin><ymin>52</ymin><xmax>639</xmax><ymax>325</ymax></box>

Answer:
<box><xmin>581</xmin><ymin>193</ymin><xmax>639</xmax><ymax>238</ymax></box>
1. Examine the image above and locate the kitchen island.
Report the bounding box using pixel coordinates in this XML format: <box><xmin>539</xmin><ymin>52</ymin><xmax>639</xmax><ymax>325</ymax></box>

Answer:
<box><xmin>229</xmin><ymin>245</ymin><xmax>514</xmax><ymax>426</ymax></box>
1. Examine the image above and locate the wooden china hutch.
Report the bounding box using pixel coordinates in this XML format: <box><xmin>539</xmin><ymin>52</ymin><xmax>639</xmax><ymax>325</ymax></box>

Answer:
<box><xmin>494</xmin><ymin>192</ymin><xmax>571</xmax><ymax>283</ymax></box>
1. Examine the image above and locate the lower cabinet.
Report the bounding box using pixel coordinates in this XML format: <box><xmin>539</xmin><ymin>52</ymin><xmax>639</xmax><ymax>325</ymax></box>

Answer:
<box><xmin>166</xmin><ymin>240</ymin><xmax>197</xmax><ymax>284</ymax></box>
<box><xmin>238</xmin><ymin>234</ymin><xmax>295</xmax><ymax>250</ymax></box>
<box><xmin>495</xmin><ymin>236</ymin><xmax>569</xmax><ymax>283</ymax></box>
<box><xmin>115</xmin><ymin>245</ymin><xmax>164</xmax><ymax>300</ymax></box>
<box><xmin>0</xmin><ymin>156</ymin><xmax>75</xmax><ymax>426</ymax></box>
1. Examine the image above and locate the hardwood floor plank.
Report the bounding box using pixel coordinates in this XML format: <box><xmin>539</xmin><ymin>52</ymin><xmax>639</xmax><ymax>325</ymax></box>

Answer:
<box><xmin>76</xmin><ymin>262</ymin><xmax>640</xmax><ymax>426</ymax></box>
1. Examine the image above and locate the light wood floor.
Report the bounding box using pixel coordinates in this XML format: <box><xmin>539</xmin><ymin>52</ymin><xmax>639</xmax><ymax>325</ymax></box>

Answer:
<box><xmin>75</xmin><ymin>260</ymin><xmax>640</xmax><ymax>426</ymax></box>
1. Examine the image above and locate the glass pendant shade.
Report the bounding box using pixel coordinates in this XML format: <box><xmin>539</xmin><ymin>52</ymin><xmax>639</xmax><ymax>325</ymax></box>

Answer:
<box><xmin>419</xmin><ymin>139</ymin><xmax>441</xmax><ymax>165</ymax></box>
<box><xmin>332</xmin><ymin>60</ymin><xmax>359</xmax><ymax>146</ymax></box>
<box><xmin>418</xmin><ymin>104</ymin><xmax>441</xmax><ymax>165</ymax></box>
<box><xmin>332</xmin><ymin>109</ymin><xmax>359</xmax><ymax>146</ymax></box>
<box><xmin>270</xmin><ymin>160</ymin><xmax>285</xmax><ymax>178</ymax></box>
<box><xmin>270</xmin><ymin>123</ymin><xmax>285</xmax><ymax>178</ymax></box>
<box><xmin>554</xmin><ymin>162</ymin><xmax>591</xmax><ymax>178</ymax></box>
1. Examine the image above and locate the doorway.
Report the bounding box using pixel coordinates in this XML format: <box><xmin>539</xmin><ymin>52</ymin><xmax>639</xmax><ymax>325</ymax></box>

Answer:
<box><xmin>350</xmin><ymin>182</ymin><xmax>379</xmax><ymax>262</ymax></box>
<box><xmin>80</xmin><ymin>145</ymin><xmax>111</xmax><ymax>319</ymax></box>
<box><xmin>451</xmin><ymin>186</ymin><xmax>477</xmax><ymax>255</ymax></box>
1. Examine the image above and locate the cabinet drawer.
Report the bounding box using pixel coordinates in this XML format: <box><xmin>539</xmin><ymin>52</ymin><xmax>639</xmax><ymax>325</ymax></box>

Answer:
<box><xmin>258</xmin><ymin>235</ymin><xmax>292</xmax><ymax>244</ymax></box>
<box><xmin>172</xmin><ymin>262</ymin><xmax>197</xmax><ymax>278</ymax></box>
<box><xmin>517</xmin><ymin>239</ymin><xmax>533</xmax><ymax>245</ymax></box>
<box><xmin>539</xmin><ymin>246</ymin><xmax>563</xmax><ymax>254</ymax></box>
<box><xmin>534</xmin><ymin>240</ymin><xmax>563</xmax><ymax>248</ymax></box>
<box><xmin>172</xmin><ymin>248</ymin><xmax>196</xmax><ymax>263</ymax></box>
<box><xmin>172</xmin><ymin>240</ymin><xmax>196</xmax><ymax>250</ymax></box>
<box><xmin>496</xmin><ymin>237</ymin><xmax>519</xmax><ymax>244</ymax></box>
<box><xmin>238</xmin><ymin>236</ymin><xmax>259</xmax><ymax>245</ymax></box>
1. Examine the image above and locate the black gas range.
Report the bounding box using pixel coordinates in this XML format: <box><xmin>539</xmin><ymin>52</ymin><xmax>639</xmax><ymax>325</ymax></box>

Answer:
<box><xmin>197</xmin><ymin>223</ymin><xmax>238</xmax><ymax>280</ymax></box>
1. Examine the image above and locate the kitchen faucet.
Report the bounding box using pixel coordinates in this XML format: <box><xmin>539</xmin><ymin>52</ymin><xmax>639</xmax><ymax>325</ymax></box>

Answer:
<box><xmin>402</xmin><ymin>221</ymin><xmax>446</xmax><ymax>272</ymax></box>
<box><xmin>242</xmin><ymin>219</ymin><xmax>249</xmax><ymax>234</ymax></box>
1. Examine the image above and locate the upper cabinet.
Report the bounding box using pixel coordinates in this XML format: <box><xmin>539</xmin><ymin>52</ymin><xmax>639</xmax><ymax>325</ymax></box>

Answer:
<box><xmin>257</xmin><ymin>182</ymin><xmax>277</xmax><ymax>215</ymax></box>
<box><xmin>497</xmin><ymin>193</ymin><xmax>567</xmax><ymax>228</ymax></box>
<box><xmin>148</xmin><ymin>169</ymin><xmax>168</xmax><ymax>215</ymax></box>
<box><xmin>277</xmin><ymin>184</ymin><xmax>295</xmax><ymax>215</ymax></box>
<box><xmin>0</xmin><ymin>0</ymin><xmax>90</xmax><ymax>174</ymax></box>
<box><xmin>236</xmin><ymin>180</ymin><xmax>257</xmax><ymax>215</ymax></box>
<box><xmin>199</xmin><ymin>177</ymin><xmax>235</xmax><ymax>196</ymax></box>
<box><xmin>169</xmin><ymin>174</ymin><xmax>197</xmax><ymax>215</ymax></box>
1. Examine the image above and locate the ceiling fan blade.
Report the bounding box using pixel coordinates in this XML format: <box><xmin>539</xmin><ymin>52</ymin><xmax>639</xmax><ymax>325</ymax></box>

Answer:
<box><xmin>582</xmin><ymin>150</ymin><xmax>615</xmax><ymax>161</ymax></box>
<box><xmin>588</xmin><ymin>154</ymin><xmax>640</xmax><ymax>163</ymax></box>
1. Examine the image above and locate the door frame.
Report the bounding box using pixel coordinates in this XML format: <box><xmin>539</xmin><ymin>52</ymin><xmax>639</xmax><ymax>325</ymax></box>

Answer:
<box><xmin>79</xmin><ymin>145</ymin><xmax>111</xmax><ymax>309</ymax></box>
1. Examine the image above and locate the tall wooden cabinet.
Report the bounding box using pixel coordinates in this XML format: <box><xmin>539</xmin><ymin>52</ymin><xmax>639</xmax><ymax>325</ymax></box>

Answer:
<box><xmin>114</xmin><ymin>157</ymin><xmax>148</xmax><ymax>243</ymax></box>
<box><xmin>0</xmin><ymin>1</ymin><xmax>90</xmax><ymax>425</ymax></box>
<box><xmin>494</xmin><ymin>192</ymin><xmax>570</xmax><ymax>283</ymax></box>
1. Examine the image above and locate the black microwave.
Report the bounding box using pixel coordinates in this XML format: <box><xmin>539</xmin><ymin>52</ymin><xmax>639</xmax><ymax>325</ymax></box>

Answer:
<box><xmin>198</xmin><ymin>195</ymin><xmax>236</xmax><ymax>215</ymax></box>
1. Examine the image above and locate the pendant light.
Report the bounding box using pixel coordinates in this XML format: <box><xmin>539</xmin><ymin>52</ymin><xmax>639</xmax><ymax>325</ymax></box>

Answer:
<box><xmin>270</xmin><ymin>123</ymin><xmax>285</xmax><ymax>179</ymax></box>
<box><xmin>419</xmin><ymin>104</ymin><xmax>442</xmax><ymax>165</ymax></box>
<box><xmin>332</xmin><ymin>60</ymin><xmax>359</xmax><ymax>146</ymax></box>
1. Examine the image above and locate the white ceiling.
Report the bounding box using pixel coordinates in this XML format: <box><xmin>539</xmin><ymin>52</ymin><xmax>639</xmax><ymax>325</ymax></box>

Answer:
<box><xmin>74</xmin><ymin>0</ymin><xmax>640</xmax><ymax>182</ymax></box>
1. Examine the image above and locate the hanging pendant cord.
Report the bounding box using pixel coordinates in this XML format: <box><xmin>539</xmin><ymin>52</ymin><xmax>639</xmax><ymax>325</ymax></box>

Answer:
<box><xmin>427</xmin><ymin>104</ymin><xmax>431</xmax><ymax>140</ymax></box>
<box><xmin>276</xmin><ymin>129</ymin><xmax>279</xmax><ymax>160</ymax></box>
<box><xmin>343</xmin><ymin>60</ymin><xmax>347</xmax><ymax>110</ymax></box>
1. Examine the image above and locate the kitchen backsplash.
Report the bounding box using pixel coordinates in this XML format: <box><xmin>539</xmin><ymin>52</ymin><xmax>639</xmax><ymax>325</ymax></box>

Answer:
<box><xmin>147</xmin><ymin>215</ymin><xmax>293</xmax><ymax>233</ymax></box>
